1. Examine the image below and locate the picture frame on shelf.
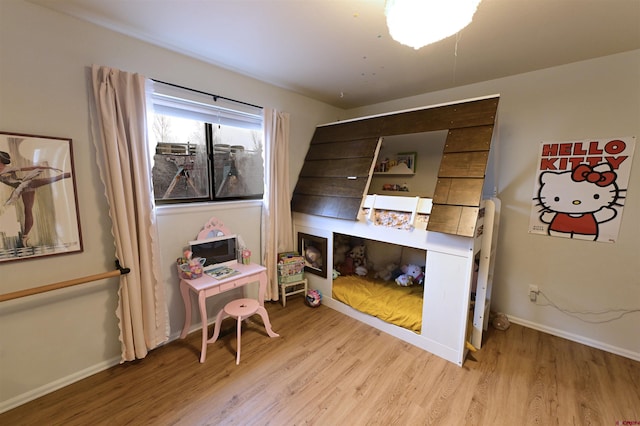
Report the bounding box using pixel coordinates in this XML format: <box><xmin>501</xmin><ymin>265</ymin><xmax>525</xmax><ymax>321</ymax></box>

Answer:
<box><xmin>396</xmin><ymin>152</ymin><xmax>417</xmax><ymax>173</ymax></box>
<box><xmin>0</xmin><ymin>131</ymin><xmax>83</xmax><ymax>262</ymax></box>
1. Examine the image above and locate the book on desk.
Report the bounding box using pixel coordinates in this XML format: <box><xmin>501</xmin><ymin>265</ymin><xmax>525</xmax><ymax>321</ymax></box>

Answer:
<box><xmin>205</xmin><ymin>265</ymin><xmax>240</xmax><ymax>280</ymax></box>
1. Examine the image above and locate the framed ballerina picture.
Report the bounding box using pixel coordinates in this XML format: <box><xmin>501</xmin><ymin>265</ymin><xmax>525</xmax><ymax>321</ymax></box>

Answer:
<box><xmin>0</xmin><ymin>132</ymin><xmax>83</xmax><ymax>262</ymax></box>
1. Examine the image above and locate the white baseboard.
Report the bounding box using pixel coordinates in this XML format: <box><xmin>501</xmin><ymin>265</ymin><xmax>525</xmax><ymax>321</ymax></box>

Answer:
<box><xmin>506</xmin><ymin>314</ymin><xmax>640</xmax><ymax>362</ymax></box>
<box><xmin>0</xmin><ymin>356</ymin><xmax>121</xmax><ymax>414</ymax></box>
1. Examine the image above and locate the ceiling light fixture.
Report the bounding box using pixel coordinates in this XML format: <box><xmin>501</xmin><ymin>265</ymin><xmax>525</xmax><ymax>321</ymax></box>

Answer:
<box><xmin>385</xmin><ymin>0</ymin><xmax>482</xmax><ymax>50</ymax></box>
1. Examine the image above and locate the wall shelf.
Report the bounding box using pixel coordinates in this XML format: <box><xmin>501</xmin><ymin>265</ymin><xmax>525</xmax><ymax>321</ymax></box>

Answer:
<box><xmin>374</xmin><ymin>171</ymin><xmax>415</xmax><ymax>176</ymax></box>
<box><xmin>373</xmin><ymin>163</ymin><xmax>414</xmax><ymax>176</ymax></box>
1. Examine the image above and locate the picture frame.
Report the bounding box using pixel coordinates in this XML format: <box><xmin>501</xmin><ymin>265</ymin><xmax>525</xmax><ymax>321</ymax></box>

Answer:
<box><xmin>297</xmin><ymin>232</ymin><xmax>327</xmax><ymax>278</ymax></box>
<box><xmin>396</xmin><ymin>152</ymin><xmax>417</xmax><ymax>173</ymax></box>
<box><xmin>0</xmin><ymin>131</ymin><xmax>83</xmax><ymax>262</ymax></box>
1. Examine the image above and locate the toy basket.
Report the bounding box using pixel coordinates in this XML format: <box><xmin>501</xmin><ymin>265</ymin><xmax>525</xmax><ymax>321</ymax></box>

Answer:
<box><xmin>277</xmin><ymin>252</ymin><xmax>305</xmax><ymax>284</ymax></box>
<box><xmin>177</xmin><ymin>257</ymin><xmax>205</xmax><ymax>280</ymax></box>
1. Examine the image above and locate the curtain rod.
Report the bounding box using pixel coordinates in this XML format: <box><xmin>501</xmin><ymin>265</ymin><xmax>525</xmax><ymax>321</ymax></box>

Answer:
<box><xmin>151</xmin><ymin>79</ymin><xmax>263</xmax><ymax>110</ymax></box>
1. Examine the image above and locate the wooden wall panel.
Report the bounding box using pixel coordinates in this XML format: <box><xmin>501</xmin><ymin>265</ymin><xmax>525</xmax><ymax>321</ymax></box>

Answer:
<box><xmin>458</xmin><ymin>207</ymin><xmax>481</xmax><ymax>237</ymax></box>
<box><xmin>426</xmin><ymin>205</ymin><xmax>462</xmax><ymax>235</ymax></box>
<box><xmin>292</xmin><ymin>96</ymin><xmax>500</xmax><ymax>236</ymax></box>
<box><xmin>291</xmin><ymin>194</ymin><xmax>362</xmax><ymax>220</ymax></box>
<box><xmin>427</xmin><ymin>123</ymin><xmax>494</xmax><ymax>235</ymax></box>
<box><xmin>381</xmin><ymin>98</ymin><xmax>498</xmax><ymax>136</ymax></box>
<box><xmin>294</xmin><ymin>177</ymin><xmax>368</xmax><ymax>198</ymax></box>
<box><xmin>426</xmin><ymin>205</ymin><xmax>479</xmax><ymax>237</ymax></box>
<box><xmin>312</xmin><ymin>119</ymin><xmax>383</xmax><ymax>143</ymax></box>
<box><xmin>305</xmin><ymin>138</ymin><xmax>379</xmax><ymax>160</ymax></box>
<box><xmin>444</xmin><ymin>125</ymin><xmax>493</xmax><ymax>153</ymax></box>
<box><xmin>432</xmin><ymin>178</ymin><xmax>484</xmax><ymax>206</ymax></box>
<box><xmin>298</xmin><ymin>158</ymin><xmax>372</xmax><ymax>178</ymax></box>
<box><xmin>438</xmin><ymin>152</ymin><xmax>489</xmax><ymax>178</ymax></box>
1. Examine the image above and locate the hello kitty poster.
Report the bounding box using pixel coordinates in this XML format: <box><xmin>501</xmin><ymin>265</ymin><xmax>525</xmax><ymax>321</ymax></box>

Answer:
<box><xmin>529</xmin><ymin>136</ymin><xmax>635</xmax><ymax>243</ymax></box>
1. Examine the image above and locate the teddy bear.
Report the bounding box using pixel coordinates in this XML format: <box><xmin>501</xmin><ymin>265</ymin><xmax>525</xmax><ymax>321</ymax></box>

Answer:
<box><xmin>395</xmin><ymin>264</ymin><xmax>425</xmax><ymax>287</ymax></box>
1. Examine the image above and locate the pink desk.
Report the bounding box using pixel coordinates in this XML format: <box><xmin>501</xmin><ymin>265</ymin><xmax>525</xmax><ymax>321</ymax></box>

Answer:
<box><xmin>179</xmin><ymin>262</ymin><xmax>269</xmax><ymax>362</ymax></box>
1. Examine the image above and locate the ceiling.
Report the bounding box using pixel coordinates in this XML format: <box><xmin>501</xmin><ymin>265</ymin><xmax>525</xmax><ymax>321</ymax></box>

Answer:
<box><xmin>28</xmin><ymin>0</ymin><xmax>640</xmax><ymax>109</ymax></box>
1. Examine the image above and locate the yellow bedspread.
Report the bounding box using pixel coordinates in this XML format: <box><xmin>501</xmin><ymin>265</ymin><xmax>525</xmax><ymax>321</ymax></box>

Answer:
<box><xmin>332</xmin><ymin>275</ymin><xmax>423</xmax><ymax>332</ymax></box>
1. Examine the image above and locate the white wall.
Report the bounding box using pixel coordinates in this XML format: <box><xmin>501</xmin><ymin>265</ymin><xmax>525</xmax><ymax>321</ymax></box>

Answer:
<box><xmin>0</xmin><ymin>0</ymin><xmax>342</xmax><ymax>411</ymax></box>
<box><xmin>347</xmin><ymin>50</ymin><xmax>640</xmax><ymax>360</ymax></box>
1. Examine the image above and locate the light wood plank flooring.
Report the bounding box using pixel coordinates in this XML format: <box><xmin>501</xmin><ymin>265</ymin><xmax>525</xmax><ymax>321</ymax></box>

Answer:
<box><xmin>2</xmin><ymin>299</ymin><xmax>639</xmax><ymax>425</ymax></box>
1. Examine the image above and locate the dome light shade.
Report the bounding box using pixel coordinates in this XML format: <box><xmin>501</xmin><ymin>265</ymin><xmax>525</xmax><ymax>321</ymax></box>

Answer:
<box><xmin>385</xmin><ymin>0</ymin><xmax>482</xmax><ymax>50</ymax></box>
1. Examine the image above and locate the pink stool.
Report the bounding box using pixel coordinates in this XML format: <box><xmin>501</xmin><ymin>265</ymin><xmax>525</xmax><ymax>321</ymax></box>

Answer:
<box><xmin>214</xmin><ymin>298</ymin><xmax>279</xmax><ymax>365</ymax></box>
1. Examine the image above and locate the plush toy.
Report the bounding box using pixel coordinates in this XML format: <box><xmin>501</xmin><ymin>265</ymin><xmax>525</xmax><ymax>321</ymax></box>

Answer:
<box><xmin>395</xmin><ymin>264</ymin><xmax>425</xmax><ymax>287</ymax></box>
<box><xmin>491</xmin><ymin>312</ymin><xmax>510</xmax><ymax>331</ymax></box>
<box><xmin>355</xmin><ymin>265</ymin><xmax>368</xmax><ymax>276</ymax></box>
<box><xmin>349</xmin><ymin>244</ymin><xmax>367</xmax><ymax>268</ymax></box>
<box><xmin>374</xmin><ymin>263</ymin><xmax>398</xmax><ymax>281</ymax></box>
<box><xmin>305</xmin><ymin>289</ymin><xmax>322</xmax><ymax>308</ymax></box>
<box><xmin>304</xmin><ymin>245</ymin><xmax>323</xmax><ymax>269</ymax></box>
<box><xmin>395</xmin><ymin>274</ymin><xmax>414</xmax><ymax>286</ymax></box>
<box><xmin>337</xmin><ymin>256</ymin><xmax>355</xmax><ymax>276</ymax></box>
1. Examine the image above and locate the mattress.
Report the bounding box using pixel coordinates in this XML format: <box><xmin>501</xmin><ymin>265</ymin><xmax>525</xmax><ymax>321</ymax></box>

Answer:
<box><xmin>332</xmin><ymin>275</ymin><xmax>423</xmax><ymax>332</ymax></box>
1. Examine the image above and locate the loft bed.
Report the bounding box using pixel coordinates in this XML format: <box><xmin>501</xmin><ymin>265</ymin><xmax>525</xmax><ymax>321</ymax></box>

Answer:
<box><xmin>331</xmin><ymin>195</ymin><xmax>431</xmax><ymax>333</ymax></box>
<box><xmin>291</xmin><ymin>95</ymin><xmax>501</xmax><ymax>365</ymax></box>
<box><xmin>293</xmin><ymin>194</ymin><xmax>500</xmax><ymax>366</ymax></box>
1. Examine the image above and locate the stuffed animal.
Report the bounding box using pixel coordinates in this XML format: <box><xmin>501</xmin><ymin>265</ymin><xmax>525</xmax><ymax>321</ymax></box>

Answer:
<box><xmin>395</xmin><ymin>264</ymin><xmax>425</xmax><ymax>287</ymax></box>
<box><xmin>395</xmin><ymin>274</ymin><xmax>414</xmax><ymax>286</ymax></box>
<box><xmin>337</xmin><ymin>256</ymin><xmax>355</xmax><ymax>276</ymax></box>
<box><xmin>355</xmin><ymin>265</ymin><xmax>368</xmax><ymax>276</ymax></box>
<box><xmin>374</xmin><ymin>262</ymin><xmax>398</xmax><ymax>281</ymax></box>
<box><xmin>349</xmin><ymin>244</ymin><xmax>367</xmax><ymax>268</ymax></box>
<box><xmin>304</xmin><ymin>245</ymin><xmax>323</xmax><ymax>269</ymax></box>
<box><xmin>491</xmin><ymin>312</ymin><xmax>510</xmax><ymax>331</ymax></box>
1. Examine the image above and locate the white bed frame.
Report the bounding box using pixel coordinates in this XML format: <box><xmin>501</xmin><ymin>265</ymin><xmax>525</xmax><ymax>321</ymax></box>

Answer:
<box><xmin>293</xmin><ymin>195</ymin><xmax>501</xmax><ymax>366</ymax></box>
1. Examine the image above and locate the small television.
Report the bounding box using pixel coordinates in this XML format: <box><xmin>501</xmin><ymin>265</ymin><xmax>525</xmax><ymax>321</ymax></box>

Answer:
<box><xmin>189</xmin><ymin>234</ymin><xmax>238</xmax><ymax>270</ymax></box>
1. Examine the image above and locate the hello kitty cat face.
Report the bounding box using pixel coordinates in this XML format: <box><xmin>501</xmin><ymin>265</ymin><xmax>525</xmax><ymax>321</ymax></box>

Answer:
<box><xmin>538</xmin><ymin>163</ymin><xmax>618</xmax><ymax>214</ymax></box>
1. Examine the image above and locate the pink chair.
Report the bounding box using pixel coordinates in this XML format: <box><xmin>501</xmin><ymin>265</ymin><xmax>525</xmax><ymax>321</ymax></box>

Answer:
<box><xmin>214</xmin><ymin>298</ymin><xmax>279</xmax><ymax>364</ymax></box>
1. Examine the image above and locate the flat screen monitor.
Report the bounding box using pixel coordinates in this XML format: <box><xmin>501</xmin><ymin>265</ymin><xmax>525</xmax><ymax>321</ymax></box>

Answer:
<box><xmin>189</xmin><ymin>234</ymin><xmax>237</xmax><ymax>270</ymax></box>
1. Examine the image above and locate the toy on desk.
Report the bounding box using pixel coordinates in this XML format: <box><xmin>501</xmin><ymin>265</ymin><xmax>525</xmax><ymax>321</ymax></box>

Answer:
<box><xmin>241</xmin><ymin>248</ymin><xmax>251</xmax><ymax>265</ymax></box>
<box><xmin>177</xmin><ymin>250</ymin><xmax>205</xmax><ymax>280</ymax></box>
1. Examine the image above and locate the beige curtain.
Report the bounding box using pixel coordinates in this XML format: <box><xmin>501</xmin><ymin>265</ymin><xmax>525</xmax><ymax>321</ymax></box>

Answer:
<box><xmin>262</xmin><ymin>108</ymin><xmax>294</xmax><ymax>301</ymax></box>
<box><xmin>89</xmin><ymin>65</ymin><xmax>169</xmax><ymax>361</ymax></box>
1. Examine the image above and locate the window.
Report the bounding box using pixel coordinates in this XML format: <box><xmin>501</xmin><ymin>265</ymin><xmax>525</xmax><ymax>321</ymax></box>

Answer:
<box><xmin>148</xmin><ymin>82</ymin><xmax>264</xmax><ymax>204</ymax></box>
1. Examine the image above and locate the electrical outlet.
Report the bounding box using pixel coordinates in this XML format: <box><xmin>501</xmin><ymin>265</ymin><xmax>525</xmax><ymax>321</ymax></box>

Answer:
<box><xmin>529</xmin><ymin>285</ymin><xmax>539</xmax><ymax>302</ymax></box>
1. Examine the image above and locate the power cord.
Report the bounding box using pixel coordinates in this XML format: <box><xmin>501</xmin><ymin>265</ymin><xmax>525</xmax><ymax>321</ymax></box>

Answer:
<box><xmin>536</xmin><ymin>289</ymin><xmax>640</xmax><ymax>324</ymax></box>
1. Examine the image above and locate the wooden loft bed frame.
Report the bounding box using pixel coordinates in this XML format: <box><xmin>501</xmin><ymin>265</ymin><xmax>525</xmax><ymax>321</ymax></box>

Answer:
<box><xmin>291</xmin><ymin>95</ymin><xmax>500</xmax><ymax>238</ymax></box>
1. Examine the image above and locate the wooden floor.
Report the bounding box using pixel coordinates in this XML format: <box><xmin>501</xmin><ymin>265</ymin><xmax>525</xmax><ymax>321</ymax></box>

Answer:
<box><xmin>2</xmin><ymin>299</ymin><xmax>639</xmax><ymax>425</ymax></box>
